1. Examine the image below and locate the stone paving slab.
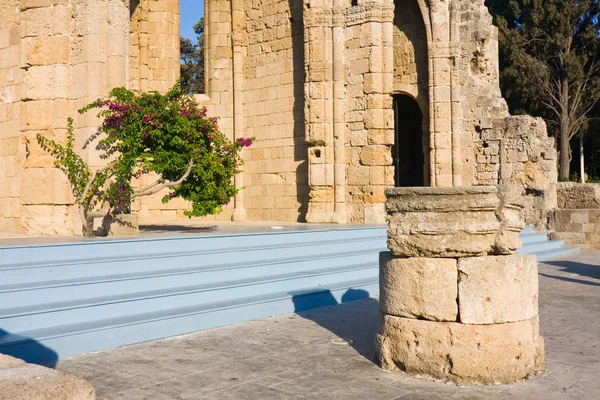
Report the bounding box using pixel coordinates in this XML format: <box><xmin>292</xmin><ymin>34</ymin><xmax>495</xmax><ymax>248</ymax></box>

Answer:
<box><xmin>56</xmin><ymin>251</ymin><xmax>600</xmax><ymax>399</ymax></box>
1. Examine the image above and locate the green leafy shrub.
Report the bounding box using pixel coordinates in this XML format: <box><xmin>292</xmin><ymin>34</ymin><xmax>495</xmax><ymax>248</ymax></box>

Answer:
<box><xmin>37</xmin><ymin>84</ymin><xmax>252</xmax><ymax>236</ymax></box>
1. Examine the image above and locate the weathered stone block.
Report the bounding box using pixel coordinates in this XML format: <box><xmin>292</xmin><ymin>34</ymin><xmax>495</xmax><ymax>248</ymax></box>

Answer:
<box><xmin>379</xmin><ymin>252</ymin><xmax>458</xmax><ymax>321</ymax></box>
<box><xmin>375</xmin><ymin>314</ymin><xmax>544</xmax><ymax>385</ymax></box>
<box><xmin>386</xmin><ymin>186</ymin><xmax>500</xmax><ymax>257</ymax></box>
<box><xmin>0</xmin><ymin>354</ymin><xmax>95</xmax><ymax>400</ymax></box>
<box><xmin>107</xmin><ymin>214</ymin><xmax>140</xmax><ymax>237</ymax></box>
<box><xmin>458</xmin><ymin>254</ymin><xmax>538</xmax><ymax>324</ymax></box>
<box><xmin>557</xmin><ymin>183</ymin><xmax>600</xmax><ymax>209</ymax></box>
<box><xmin>386</xmin><ymin>185</ymin><xmax>525</xmax><ymax>257</ymax></box>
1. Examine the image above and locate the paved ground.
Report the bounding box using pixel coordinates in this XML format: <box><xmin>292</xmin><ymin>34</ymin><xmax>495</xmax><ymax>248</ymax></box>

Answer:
<box><xmin>57</xmin><ymin>251</ymin><xmax>600</xmax><ymax>400</ymax></box>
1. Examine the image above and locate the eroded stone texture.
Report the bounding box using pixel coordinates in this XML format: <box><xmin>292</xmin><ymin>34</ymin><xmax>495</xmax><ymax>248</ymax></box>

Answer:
<box><xmin>493</xmin><ymin>184</ymin><xmax>526</xmax><ymax>254</ymax></box>
<box><xmin>375</xmin><ymin>314</ymin><xmax>544</xmax><ymax>385</ymax></box>
<box><xmin>556</xmin><ymin>182</ymin><xmax>600</xmax><ymax>209</ymax></box>
<box><xmin>0</xmin><ymin>354</ymin><xmax>95</xmax><ymax>400</ymax></box>
<box><xmin>386</xmin><ymin>186</ymin><xmax>526</xmax><ymax>257</ymax></box>
<box><xmin>379</xmin><ymin>252</ymin><xmax>457</xmax><ymax>322</ymax></box>
<box><xmin>476</xmin><ymin>116</ymin><xmax>557</xmax><ymax>230</ymax></box>
<box><xmin>458</xmin><ymin>254</ymin><xmax>538</xmax><ymax>324</ymax></box>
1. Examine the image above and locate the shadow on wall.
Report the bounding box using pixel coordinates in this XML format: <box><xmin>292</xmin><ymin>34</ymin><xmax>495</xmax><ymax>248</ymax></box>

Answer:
<box><xmin>290</xmin><ymin>288</ymin><xmax>380</xmax><ymax>363</ymax></box>
<box><xmin>541</xmin><ymin>260</ymin><xmax>600</xmax><ymax>287</ymax></box>
<box><xmin>0</xmin><ymin>329</ymin><xmax>58</xmax><ymax>368</ymax></box>
<box><xmin>288</xmin><ymin>0</ymin><xmax>309</xmax><ymax>222</ymax></box>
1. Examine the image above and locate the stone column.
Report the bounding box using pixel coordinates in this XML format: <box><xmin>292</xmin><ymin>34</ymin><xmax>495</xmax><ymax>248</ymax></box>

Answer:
<box><xmin>375</xmin><ymin>185</ymin><xmax>544</xmax><ymax>385</ymax></box>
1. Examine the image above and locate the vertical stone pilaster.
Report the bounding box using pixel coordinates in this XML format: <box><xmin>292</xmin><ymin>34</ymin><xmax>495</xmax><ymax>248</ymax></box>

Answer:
<box><xmin>332</xmin><ymin>2</ymin><xmax>346</xmax><ymax>223</ymax></box>
<box><xmin>428</xmin><ymin>0</ymin><xmax>452</xmax><ymax>187</ymax></box>
<box><xmin>304</xmin><ymin>0</ymin><xmax>335</xmax><ymax>223</ymax></box>
<box><xmin>231</xmin><ymin>0</ymin><xmax>246</xmax><ymax>220</ymax></box>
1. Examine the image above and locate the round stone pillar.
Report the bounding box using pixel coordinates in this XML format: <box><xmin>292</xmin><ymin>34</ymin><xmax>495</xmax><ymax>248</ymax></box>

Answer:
<box><xmin>375</xmin><ymin>186</ymin><xmax>545</xmax><ymax>385</ymax></box>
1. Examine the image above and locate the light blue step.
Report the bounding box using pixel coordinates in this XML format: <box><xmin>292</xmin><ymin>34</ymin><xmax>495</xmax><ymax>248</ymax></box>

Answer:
<box><xmin>519</xmin><ymin>233</ymin><xmax>549</xmax><ymax>245</ymax></box>
<box><xmin>518</xmin><ymin>239</ymin><xmax>566</xmax><ymax>255</ymax></box>
<box><xmin>535</xmin><ymin>247</ymin><xmax>580</xmax><ymax>261</ymax></box>
<box><xmin>517</xmin><ymin>225</ymin><xmax>579</xmax><ymax>260</ymax></box>
<box><xmin>0</xmin><ymin>235</ymin><xmax>385</xmax><ymax>286</ymax></box>
<box><xmin>0</xmin><ymin>278</ymin><xmax>378</xmax><ymax>363</ymax></box>
<box><xmin>0</xmin><ymin>263</ymin><xmax>378</xmax><ymax>333</ymax></box>
<box><xmin>0</xmin><ymin>251</ymin><xmax>383</xmax><ymax>308</ymax></box>
<box><xmin>0</xmin><ymin>227</ymin><xmax>386</xmax><ymax>267</ymax></box>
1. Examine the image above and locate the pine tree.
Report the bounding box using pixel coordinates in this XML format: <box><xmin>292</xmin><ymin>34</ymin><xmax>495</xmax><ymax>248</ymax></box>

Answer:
<box><xmin>487</xmin><ymin>0</ymin><xmax>600</xmax><ymax>179</ymax></box>
<box><xmin>180</xmin><ymin>17</ymin><xmax>205</xmax><ymax>94</ymax></box>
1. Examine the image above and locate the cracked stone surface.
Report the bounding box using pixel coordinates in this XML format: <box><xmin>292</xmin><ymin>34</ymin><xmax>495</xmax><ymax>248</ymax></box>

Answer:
<box><xmin>57</xmin><ymin>251</ymin><xmax>600</xmax><ymax>400</ymax></box>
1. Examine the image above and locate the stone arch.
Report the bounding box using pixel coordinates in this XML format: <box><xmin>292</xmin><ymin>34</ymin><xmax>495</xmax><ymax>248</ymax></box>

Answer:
<box><xmin>393</xmin><ymin>0</ymin><xmax>430</xmax><ymax>186</ymax></box>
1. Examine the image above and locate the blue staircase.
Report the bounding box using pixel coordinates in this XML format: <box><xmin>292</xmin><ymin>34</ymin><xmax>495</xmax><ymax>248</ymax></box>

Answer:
<box><xmin>0</xmin><ymin>225</ymin><xmax>579</xmax><ymax>364</ymax></box>
<box><xmin>517</xmin><ymin>226</ymin><xmax>579</xmax><ymax>261</ymax></box>
<box><xmin>0</xmin><ymin>227</ymin><xmax>386</xmax><ymax>364</ymax></box>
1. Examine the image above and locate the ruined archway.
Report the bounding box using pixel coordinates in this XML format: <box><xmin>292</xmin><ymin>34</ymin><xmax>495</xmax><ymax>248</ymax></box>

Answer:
<box><xmin>393</xmin><ymin>0</ymin><xmax>430</xmax><ymax>186</ymax></box>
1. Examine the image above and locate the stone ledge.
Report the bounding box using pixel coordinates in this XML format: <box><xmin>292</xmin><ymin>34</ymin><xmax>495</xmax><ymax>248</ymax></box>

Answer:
<box><xmin>0</xmin><ymin>354</ymin><xmax>95</xmax><ymax>400</ymax></box>
<box><xmin>386</xmin><ymin>185</ymin><xmax>525</xmax><ymax>257</ymax></box>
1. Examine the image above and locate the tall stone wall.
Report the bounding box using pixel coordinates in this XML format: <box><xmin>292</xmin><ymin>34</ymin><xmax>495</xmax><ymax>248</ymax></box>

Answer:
<box><xmin>242</xmin><ymin>0</ymin><xmax>308</xmax><ymax>221</ymax></box>
<box><xmin>0</xmin><ymin>0</ymin><xmax>23</xmax><ymax>235</ymax></box>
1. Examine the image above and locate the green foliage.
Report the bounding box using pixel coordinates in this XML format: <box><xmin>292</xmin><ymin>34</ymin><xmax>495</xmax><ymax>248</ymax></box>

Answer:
<box><xmin>36</xmin><ymin>119</ymin><xmax>110</xmax><ymax>212</ymax></box>
<box><xmin>38</xmin><ymin>83</ymin><xmax>252</xmax><ymax>219</ymax></box>
<box><xmin>180</xmin><ymin>17</ymin><xmax>205</xmax><ymax>94</ymax></box>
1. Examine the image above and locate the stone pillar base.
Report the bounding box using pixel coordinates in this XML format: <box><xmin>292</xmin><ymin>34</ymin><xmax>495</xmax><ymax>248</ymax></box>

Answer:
<box><xmin>378</xmin><ymin>185</ymin><xmax>544</xmax><ymax>385</ymax></box>
<box><xmin>375</xmin><ymin>315</ymin><xmax>544</xmax><ymax>385</ymax></box>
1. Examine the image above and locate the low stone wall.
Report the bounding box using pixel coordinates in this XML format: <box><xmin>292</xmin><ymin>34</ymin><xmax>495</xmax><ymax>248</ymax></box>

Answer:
<box><xmin>375</xmin><ymin>186</ymin><xmax>544</xmax><ymax>385</ymax></box>
<box><xmin>0</xmin><ymin>355</ymin><xmax>95</xmax><ymax>400</ymax></box>
<box><xmin>550</xmin><ymin>183</ymin><xmax>600</xmax><ymax>250</ymax></box>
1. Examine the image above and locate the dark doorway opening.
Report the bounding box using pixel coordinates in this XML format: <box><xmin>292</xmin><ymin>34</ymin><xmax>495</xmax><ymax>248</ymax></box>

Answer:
<box><xmin>392</xmin><ymin>94</ymin><xmax>424</xmax><ymax>187</ymax></box>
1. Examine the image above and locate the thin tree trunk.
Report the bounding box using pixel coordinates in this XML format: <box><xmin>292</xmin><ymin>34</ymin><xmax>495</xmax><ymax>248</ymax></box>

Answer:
<box><xmin>559</xmin><ymin>76</ymin><xmax>571</xmax><ymax>180</ymax></box>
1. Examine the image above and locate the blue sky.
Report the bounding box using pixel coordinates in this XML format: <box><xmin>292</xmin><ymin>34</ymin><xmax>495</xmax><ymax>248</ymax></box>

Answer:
<box><xmin>180</xmin><ymin>0</ymin><xmax>205</xmax><ymax>40</ymax></box>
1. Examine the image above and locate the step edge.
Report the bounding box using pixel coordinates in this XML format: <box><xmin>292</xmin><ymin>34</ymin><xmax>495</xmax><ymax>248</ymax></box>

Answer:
<box><xmin>0</xmin><ymin>263</ymin><xmax>380</xmax><ymax>319</ymax></box>
<box><xmin>0</xmin><ymin>277</ymin><xmax>379</xmax><ymax>347</ymax></box>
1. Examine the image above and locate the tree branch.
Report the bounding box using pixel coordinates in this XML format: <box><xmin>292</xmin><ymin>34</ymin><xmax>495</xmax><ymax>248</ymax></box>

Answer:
<box><xmin>133</xmin><ymin>159</ymin><xmax>194</xmax><ymax>198</ymax></box>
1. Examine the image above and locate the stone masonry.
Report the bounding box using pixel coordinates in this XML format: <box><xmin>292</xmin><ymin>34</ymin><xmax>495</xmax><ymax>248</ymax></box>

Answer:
<box><xmin>550</xmin><ymin>183</ymin><xmax>600</xmax><ymax>250</ymax></box>
<box><xmin>0</xmin><ymin>0</ymin><xmax>557</xmax><ymax>236</ymax></box>
<box><xmin>376</xmin><ymin>186</ymin><xmax>544</xmax><ymax>385</ymax></box>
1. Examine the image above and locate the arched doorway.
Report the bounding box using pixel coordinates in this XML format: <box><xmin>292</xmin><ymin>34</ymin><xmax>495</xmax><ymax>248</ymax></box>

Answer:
<box><xmin>393</xmin><ymin>94</ymin><xmax>424</xmax><ymax>187</ymax></box>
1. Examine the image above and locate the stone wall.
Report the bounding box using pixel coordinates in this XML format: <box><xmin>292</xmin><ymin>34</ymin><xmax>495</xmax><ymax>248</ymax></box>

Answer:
<box><xmin>475</xmin><ymin>116</ymin><xmax>557</xmax><ymax>229</ymax></box>
<box><xmin>0</xmin><ymin>0</ymin><xmax>560</xmax><ymax>235</ymax></box>
<box><xmin>242</xmin><ymin>0</ymin><xmax>308</xmax><ymax>221</ymax></box>
<box><xmin>0</xmin><ymin>0</ymin><xmax>23</xmax><ymax>235</ymax></box>
<box><xmin>550</xmin><ymin>183</ymin><xmax>600</xmax><ymax>250</ymax></box>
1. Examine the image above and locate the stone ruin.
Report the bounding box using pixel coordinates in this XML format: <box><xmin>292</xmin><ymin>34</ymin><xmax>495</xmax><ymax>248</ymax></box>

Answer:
<box><xmin>0</xmin><ymin>0</ymin><xmax>557</xmax><ymax>236</ymax></box>
<box><xmin>376</xmin><ymin>186</ymin><xmax>545</xmax><ymax>384</ymax></box>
